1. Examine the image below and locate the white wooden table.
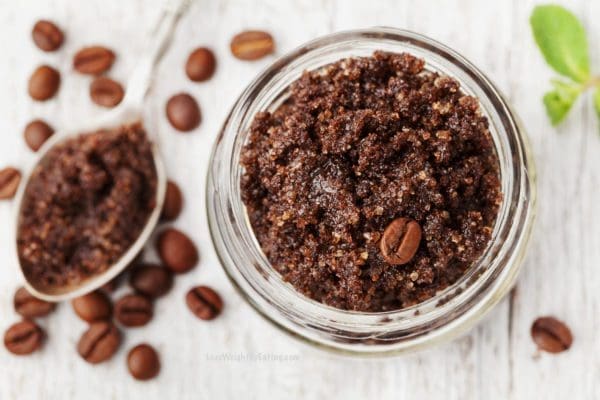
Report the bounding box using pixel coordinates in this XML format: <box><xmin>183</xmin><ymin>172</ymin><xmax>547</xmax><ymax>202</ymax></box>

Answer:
<box><xmin>1</xmin><ymin>0</ymin><xmax>599</xmax><ymax>398</ymax></box>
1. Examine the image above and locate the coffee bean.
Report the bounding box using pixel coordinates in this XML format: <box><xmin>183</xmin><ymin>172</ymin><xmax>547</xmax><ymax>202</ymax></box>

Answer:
<box><xmin>531</xmin><ymin>316</ymin><xmax>573</xmax><ymax>353</ymax></box>
<box><xmin>161</xmin><ymin>180</ymin><xmax>183</xmax><ymax>221</ymax></box>
<box><xmin>90</xmin><ymin>76</ymin><xmax>124</xmax><ymax>108</ymax></box>
<box><xmin>71</xmin><ymin>291</ymin><xmax>112</xmax><ymax>322</ymax></box>
<box><xmin>28</xmin><ymin>65</ymin><xmax>60</xmax><ymax>101</ymax></box>
<box><xmin>101</xmin><ymin>250</ymin><xmax>143</xmax><ymax>293</ymax></box>
<box><xmin>0</xmin><ymin>167</ymin><xmax>21</xmax><ymax>200</ymax></box>
<box><xmin>186</xmin><ymin>286</ymin><xmax>223</xmax><ymax>321</ymax></box>
<box><xmin>100</xmin><ymin>271</ymin><xmax>127</xmax><ymax>294</ymax></box>
<box><xmin>24</xmin><ymin>119</ymin><xmax>54</xmax><ymax>151</ymax></box>
<box><xmin>32</xmin><ymin>20</ymin><xmax>64</xmax><ymax>52</ymax></box>
<box><xmin>100</xmin><ymin>279</ymin><xmax>118</xmax><ymax>293</ymax></box>
<box><xmin>114</xmin><ymin>294</ymin><xmax>153</xmax><ymax>327</ymax></box>
<box><xmin>165</xmin><ymin>93</ymin><xmax>201</xmax><ymax>132</ymax></box>
<box><xmin>13</xmin><ymin>287</ymin><xmax>55</xmax><ymax>318</ymax></box>
<box><xmin>380</xmin><ymin>217</ymin><xmax>422</xmax><ymax>265</ymax></box>
<box><xmin>230</xmin><ymin>30</ymin><xmax>274</xmax><ymax>61</ymax></box>
<box><xmin>130</xmin><ymin>264</ymin><xmax>173</xmax><ymax>298</ymax></box>
<box><xmin>100</xmin><ymin>273</ymin><xmax>126</xmax><ymax>293</ymax></box>
<box><xmin>77</xmin><ymin>321</ymin><xmax>121</xmax><ymax>364</ymax></box>
<box><xmin>4</xmin><ymin>320</ymin><xmax>44</xmax><ymax>355</ymax></box>
<box><xmin>73</xmin><ymin>46</ymin><xmax>115</xmax><ymax>75</ymax></box>
<box><xmin>127</xmin><ymin>344</ymin><xmax>160</xmax><ymax>380</ymax></box>
<box><xmin>156</xmin><ymin>228</ymin><xmax>199</xmax><ymax>273</ymax></box>
<box><xmin>185</xmin><ymin>47</ymin><xmax>216</xmax><ymax>82</ymax></box>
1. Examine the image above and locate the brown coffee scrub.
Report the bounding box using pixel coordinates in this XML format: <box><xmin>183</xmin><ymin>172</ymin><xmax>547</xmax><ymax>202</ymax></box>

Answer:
<box><xmin>17</xmin><ymin>123</ymin><xmax>157</xmax><ymax>290</ymax></box>
<box><xmin>240</xmin><ymin>51</ymin><xmax>502</xmax><ymax>311</ymax></box>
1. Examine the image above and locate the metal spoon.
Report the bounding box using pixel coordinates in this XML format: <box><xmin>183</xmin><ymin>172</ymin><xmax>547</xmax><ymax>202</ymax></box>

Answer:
<box><xmin>12</xmin><ymin>0</ymin><xmax>192</xmax><ymax>301</ymax></box>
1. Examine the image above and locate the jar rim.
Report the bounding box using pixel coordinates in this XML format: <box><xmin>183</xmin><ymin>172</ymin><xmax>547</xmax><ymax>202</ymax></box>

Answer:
<box><xmin>207</xmin><ymin>28</ymin><xmax>536</xmax><ymax>355</ymax></box>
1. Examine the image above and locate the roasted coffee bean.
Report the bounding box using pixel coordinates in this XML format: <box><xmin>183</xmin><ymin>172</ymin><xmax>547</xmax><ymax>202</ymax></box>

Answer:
<box><xmin>100</xmin><ymin>279</ymin><xmax>118</xmax><ymax>293</ymax></box>
<box><xmin>100</xmin><ymin>271</ymin><xmax>128</xmax><ymax>293</ymax></box>
<box><xmin>90</xmin><ymin>76</ymin><xmax>124</xmax><ymax>107</ymax></box>
<box><xmin>165</xmin><ymin>93</ymin><xmax>201</xmax><ymax>132</ymax></box>
<box><xmin>129</xmin><ymin>264</ymin><xmax>173</xmax><ymax>298</ymax></box>
<box><xmin>71</xmin><ymin>291</ymin><xmax>112</xmax><ymax>322</ymax></box>
<box><xmin>380</xmin><ymin>217</ymin><xmax>422</xmax><ymax>265</ymax></box>
<box><xmin>186</xmin><ymin>47</ymin><xmax>216</xmax><ymax>82</ymax></box>
<box><xmin>24</xmin><ymin>119</ymin><xmax>54</xmax><ymax>151</ymax></box>
<box><xmin>101</xmin><ymin>250</ymin><xmax>142</xmax><ymax>293</ymax></box>
<box><xmin>114</xmin><ymin>294</ymin><xmax>153</xmax><ymax>327</ymax></box>
<box><xmin>161</xmin><ymin>180</ymin><xmax>183</xmax><ymax>221</ymax></box>
<box><xmin>28</xmin><ymin>65</ymin><xmax>60</xmax><ymax>101</ymax></box>
<box><xmin>100</xmin><ymin>274</ymin><xmax>127</xmax><ymax>293</ymax></box>
<box><xmin>156</xmin><ymin>228</ymin><xmax>199</xmax><ymax>273</ymax></box>
<box><xmin>0</xmin><ymin>167</ymin><xmax>21</xmax><ymax>200</ymax></box>
<box><xmin>4</xmin><ymin>320</ymin><xmax>44</xmax><ymax>355</ymax></box>
<box><xmin>186</xmin><ymin>286</ymin><xmax>223</xmax><ymax>321</ymax></box>
<box><xmin>77</xmin><ymin>321</ymin><xmax>121</xmax><ymax>364</ymax></box>
<box><xmin>127</xmin><ymin>344</ymin><xmax>160</xmax><ymax>380</ymax></box>
<box><xmin>32</xmin><ymin>20</ymin><xmax>64</xmax><ymax>52</ymax></box>
<box><xmin>230</xmin><ymin>30</ymin><xmax>274</xmax><ymax>61</ymax></box>
<box><xmin>73</xmin><ymin>46</ymin><xmax>115</xmax><ymax>75</ymax></box>
<box><xmin>531</xmin><ymin>316</ymin><xmax>573</xmax><ymax>353</ymax></box>
<box><xmin>14</xmin><ymin>287</ymin><xmax>55</xmax><ymax>318</ymax></box>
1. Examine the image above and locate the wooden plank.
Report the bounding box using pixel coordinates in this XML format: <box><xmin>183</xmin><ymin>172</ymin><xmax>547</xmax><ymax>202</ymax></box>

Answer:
<box><xmin>1</xmin><ymin>0</ymin><xmax>598</xmax><ymax>398</ymax></box>
<box><xmin>508</xmin><ymin>0</ymin><xmax>600</xmax><ymax>399</ymax></box>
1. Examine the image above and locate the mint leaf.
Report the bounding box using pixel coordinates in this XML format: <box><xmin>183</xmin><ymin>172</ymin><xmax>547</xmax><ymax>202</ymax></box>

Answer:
<box><xmin>594</xmin><ymin>88</ymin><xmax>600</xmax><ymax>121</ymax></box>
<box><xmin>542</xmin><ymin>80</ymin><xmax>582</xmax><ymax>125</ymax></box>
<box><xmin>531</xmin><ymin>5</ymin><xmax>590</xmax><ymax>83</ymax></box>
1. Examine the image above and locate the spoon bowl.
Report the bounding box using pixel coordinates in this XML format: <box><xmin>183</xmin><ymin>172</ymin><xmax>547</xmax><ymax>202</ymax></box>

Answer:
<box><xmin>12</xmin><ymin>0</ymin><xmax>190</xmax><ymax>301</ymax></box>
<box><xmin>13</xmin><ymin>112</ymin><xmax>167</xmax><ymax>302</ymax></box>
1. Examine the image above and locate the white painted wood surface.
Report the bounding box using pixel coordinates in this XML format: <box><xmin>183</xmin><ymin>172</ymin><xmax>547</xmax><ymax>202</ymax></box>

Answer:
<box><xmin>0</xmin><ymin>0</ymin><xmax>599</xmax><ymax>398</ymax></box>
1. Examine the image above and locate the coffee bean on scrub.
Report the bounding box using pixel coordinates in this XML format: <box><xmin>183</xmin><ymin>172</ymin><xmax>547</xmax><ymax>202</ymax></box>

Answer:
<box><xmin>380</xmin><ymin>217</ymin><xmax>422</xmax><ymax>265</ymax></box>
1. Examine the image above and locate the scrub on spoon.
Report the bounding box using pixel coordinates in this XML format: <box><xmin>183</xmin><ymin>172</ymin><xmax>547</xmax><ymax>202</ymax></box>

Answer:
<box><xmin>12</xmin><ymin>0</ymin><xmax>192</xmax><ymax>302</ymax></box>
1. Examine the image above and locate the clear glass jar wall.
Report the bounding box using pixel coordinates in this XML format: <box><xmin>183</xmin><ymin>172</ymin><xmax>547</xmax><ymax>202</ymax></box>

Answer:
<box><xmin>207</xmin><ymin>28</ymin><xmax>536</xmax><ymax>356</ymax></box>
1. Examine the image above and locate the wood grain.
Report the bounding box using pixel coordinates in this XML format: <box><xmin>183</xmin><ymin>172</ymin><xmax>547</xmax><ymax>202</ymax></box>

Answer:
<box><xmin>0</xmin><ymin>0</ymin><xmax>598</xmax><ymax>399</ymax></box>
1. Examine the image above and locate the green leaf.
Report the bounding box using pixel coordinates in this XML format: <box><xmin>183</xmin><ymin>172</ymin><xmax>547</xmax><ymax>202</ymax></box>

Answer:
<box><xmin>530</xmin><ymin>5</ymin><xmax>590</xmax><ymax>83</ymax></box>
<box><xmin>594</xmin><ymin>88</ymin><xmax>600</xmax><ymax>121</ymax></box>
<box><xmin>542</xmin><ymin>80</ymin><xmax>582</xmax><ymax>125</ymax></box>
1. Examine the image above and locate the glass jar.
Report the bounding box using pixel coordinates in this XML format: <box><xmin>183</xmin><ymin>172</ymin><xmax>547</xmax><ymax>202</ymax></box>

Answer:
<box><xmin>207</xmin><ymin>28</ymin><xmax>536</xmax><ymax>356</ymax></box>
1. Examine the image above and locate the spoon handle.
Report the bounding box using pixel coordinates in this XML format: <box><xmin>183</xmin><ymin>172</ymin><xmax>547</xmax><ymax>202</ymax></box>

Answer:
<box><xmin>123</xmin><ymin>0</ymin><xmax>193</xmax><ymax>107</ymax></box>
